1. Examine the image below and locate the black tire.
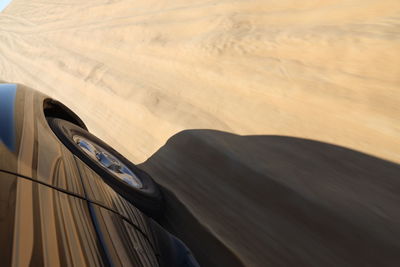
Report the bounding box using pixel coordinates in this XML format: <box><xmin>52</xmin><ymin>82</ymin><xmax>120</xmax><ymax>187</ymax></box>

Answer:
<box><xmin>48</xmin><ymin>117</ymin><xmax>163</xmax><ymax>218</ymax></box>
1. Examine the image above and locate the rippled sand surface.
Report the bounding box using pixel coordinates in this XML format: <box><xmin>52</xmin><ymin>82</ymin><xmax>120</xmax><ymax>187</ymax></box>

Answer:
<box><xmin>1</xmin><ymin>1</ymin><xmax>400</xmax><ymax>266</ymax></box>
<box><xmin>1</xmin><ymin>0</ymin><xmax>399</xmax><ymax>163</ymax></box>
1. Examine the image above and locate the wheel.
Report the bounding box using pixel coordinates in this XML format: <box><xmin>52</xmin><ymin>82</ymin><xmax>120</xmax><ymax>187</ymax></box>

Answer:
<box><xmin>48</xmin><ymin>117</ymin><xmax>163</xmax><ymax>218</ymax></box>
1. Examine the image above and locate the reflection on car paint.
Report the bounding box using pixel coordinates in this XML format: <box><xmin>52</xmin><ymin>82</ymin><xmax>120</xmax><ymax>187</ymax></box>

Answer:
<box><xmin>0</xmin><ymin>84</ymin><xmax>17</xmax><ymax>151</ymax></box>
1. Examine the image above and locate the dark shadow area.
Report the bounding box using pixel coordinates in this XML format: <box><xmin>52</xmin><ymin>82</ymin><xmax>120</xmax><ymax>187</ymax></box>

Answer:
<box><xmin>158</xmin><ymin>187</ymin><xmax>245</xmax><ymax>267</ymax></box>
<box><xmin>139</xmin><ymin>130</ymin><xmax>400</xmax><ymax>267</ymax></box>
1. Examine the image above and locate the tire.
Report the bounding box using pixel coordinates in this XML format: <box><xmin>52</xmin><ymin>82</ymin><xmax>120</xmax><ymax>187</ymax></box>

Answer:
<box><xmin>48</xmin><ymin>117</ymin><xmax>163</xmax><ymax>218</ymax></box>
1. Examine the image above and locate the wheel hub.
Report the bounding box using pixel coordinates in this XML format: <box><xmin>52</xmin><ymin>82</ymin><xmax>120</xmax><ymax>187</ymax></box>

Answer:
<box><xmin>73</xmin><ymin>135</ymin><xmax>143</xmax><ymax>189</ymax></box>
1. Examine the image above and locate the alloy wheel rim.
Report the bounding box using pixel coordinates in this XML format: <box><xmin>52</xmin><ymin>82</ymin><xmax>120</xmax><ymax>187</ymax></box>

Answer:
<box><xmin>73</xmin><ymin>135</ymin><xmax>143</xmax><ymax>189</ymax></box>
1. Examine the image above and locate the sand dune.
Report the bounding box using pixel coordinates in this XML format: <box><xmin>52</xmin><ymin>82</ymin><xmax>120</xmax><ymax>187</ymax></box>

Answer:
<box><xmin>1</xmin><ymin>0</ymin><xmax>400</xmax><ymax>266</ymax></box>
<box><xmin>1</xmin><ymin>0</ymin><xmax>399</xmax><ymax>163</ymax></box>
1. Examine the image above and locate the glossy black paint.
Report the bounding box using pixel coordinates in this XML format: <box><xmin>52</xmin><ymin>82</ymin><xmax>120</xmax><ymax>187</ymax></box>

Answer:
<box><xmin>0</xmin><ymin>84</ymin><xmax>199</xmax><ymax>267</ymax></box>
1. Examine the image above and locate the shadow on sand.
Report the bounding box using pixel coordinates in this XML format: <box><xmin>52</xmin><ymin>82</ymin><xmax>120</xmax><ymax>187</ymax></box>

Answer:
<box><xmin>139</xmin><ymin>130</ymin><xmax>400</xmax><ymax>267</ymax></box>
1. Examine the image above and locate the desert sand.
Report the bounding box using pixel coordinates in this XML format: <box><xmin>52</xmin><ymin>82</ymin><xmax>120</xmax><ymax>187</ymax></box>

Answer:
<box><xmin>1</xmin><ymin>0</ymin><xmax>400</xmax><ymax>266</ymax></box>
<box><xmin>1</xmin><ymin>0</ymin><xmax>399</xmax><ymax>163</ymax></box>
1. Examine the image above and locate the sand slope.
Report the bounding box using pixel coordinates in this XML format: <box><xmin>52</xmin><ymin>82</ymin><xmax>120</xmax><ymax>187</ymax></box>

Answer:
<box><xmin>1</xmin><ymin>0</ymin><xmax>399</xmax><ymax>163</ymax></box>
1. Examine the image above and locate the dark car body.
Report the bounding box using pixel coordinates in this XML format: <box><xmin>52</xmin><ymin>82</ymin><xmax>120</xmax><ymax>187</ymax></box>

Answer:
<box><xmin>0</xmin><ymin>83</ymin><xmax>198</xmax><ymax>267</ymax></box>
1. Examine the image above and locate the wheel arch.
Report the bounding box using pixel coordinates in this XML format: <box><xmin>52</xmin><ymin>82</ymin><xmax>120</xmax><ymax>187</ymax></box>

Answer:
<box><xmin>43</xmin><ymin>99</ymin><xmax>88</xmax><ymax>131</ymax></box>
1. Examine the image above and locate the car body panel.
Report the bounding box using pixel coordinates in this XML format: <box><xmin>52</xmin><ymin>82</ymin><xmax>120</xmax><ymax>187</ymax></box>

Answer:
<box><xmin>89</xmin><ymin>204</ymin><xmax>159</xmax><ymax>266</ymax></box>
<box><xmin>0</xmin><ymin>170</ymin><xmax>162</xmax><ymax>267</ymax></box>
<box><xmin>0</xmin><ymin>84</ymin><xmax>85</xmax><ymax>196</ymax></box>
<box><xmin>74</xmin><ymin>155</ymin><xmax>157</xmax><ymax>239</ymax></box>
<box><xmin>0</xmin><ymin>171</ymin><xmax>106</xmax><ymax>267</ymax></box>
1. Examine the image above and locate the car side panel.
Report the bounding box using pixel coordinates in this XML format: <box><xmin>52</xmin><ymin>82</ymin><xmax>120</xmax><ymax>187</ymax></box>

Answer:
<box><xmin>74</xmin><ymin>155</ymin><xmax>158</xmax><ymax>245</ymax></box>
<box><xmin>0</xmin><ymin>171</ymin><xmax>106</xmax><ymax>267</ymax></box>
<box><xmin>89</xmin><ymin>204</ymin><xmax>160</xmax><ymax>267</ymax></box>
<box><xmin>0</xmin><ymin>84</ymin><xmax>85</xmax><ymax>196</ymax></box>
<box><xmin>0</xmin><ymin>170</ymin><xmax>162</xmax><ymax>267</ymax></box>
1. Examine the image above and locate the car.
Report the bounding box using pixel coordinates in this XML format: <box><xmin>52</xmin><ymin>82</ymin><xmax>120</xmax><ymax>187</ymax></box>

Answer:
<box><xmin>0</xmin><ymin>83</ymin><xmax>200</xmax><ymax>267</ymax></box>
